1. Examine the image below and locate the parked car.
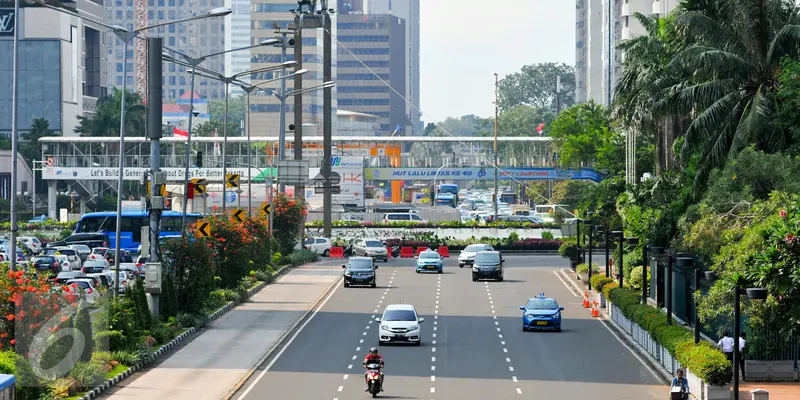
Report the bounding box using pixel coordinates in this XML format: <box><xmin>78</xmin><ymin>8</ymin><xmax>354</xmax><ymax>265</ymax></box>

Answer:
<box><xmin>69</xmin><ymin>244</ymin><xmax>92</xmax><ymax>261</ymax></box>
<box><xmin>47</xmin><ymin>233</ymin><xmax>110</xmax><ymax>250</ymax></box>
<box><xmin>89</xmin><ymin>247</ymin><xmax>112</xmax><ymax>262</ymax></box>
<box><xmin>54</xmin><ymin>271</ymin><xmax>87</xmax><ymax>285</ymax></box>
<box><xmin>352</xmin><ymin>239</ymin><xmax>389</xmax><ymax>262</ymax></box>
<box><xmin>29</xmin><ymin>256</ymin><xmax>61</xmax><ymax>275</ymax></box>
<box><xmin>382</xmin><ymin>213</ymin><xmax>427</xmax><ymax>223</ymax></box>
<box><xmin>28</xmin><ymin>215</ymin><xmax>53</xmax><ymax>224</ymax></box>
<box><xmin>52</xmin><ymin>247</ymin><xmax>81</xmax><ymax>270</ymax></box>
<box><xmin>18</xmin><ymin>237</ymin><xmax>43</xmax><ymax>254</ymax></box>
<box><xmin>104</xmin><ymin>270</ymin><xmax>131</xmax><ymax>293</ymax></box>
<box><xmin>65</xmin><ymin>278</ymin><xmax>98</xmax><ymax>304</ymax></box>
<box><xmin>305</xmin><ymin>237</ymin><xmax>332</xmax><ymax>256</ymax></box>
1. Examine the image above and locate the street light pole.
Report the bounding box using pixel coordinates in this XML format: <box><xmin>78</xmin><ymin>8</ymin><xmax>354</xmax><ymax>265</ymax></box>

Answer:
<box><xmin>605</xmin><ymin>229</ymin><xmax>610</xmax><ymax>277</ymax></box>
<box><xmin>493</xmin><ymin>73</ymin><xmax>499</xmax><ymax>220</ymax></box>
<box><xmin>180</xmin><ymin>65</ymin><xmax>198</xmax><ymax>232</ymax></box>
<box><xmin>222</xmin><ymin>81</ymin><xmax>229</xmax><ymax>212</ymax></box>
<box><xmin>587</xmin><ymin>221</ymin><xmax>593</xmax><ymax>282</ymax></box>
<box><xmin>322</xmin><ymin>5</ymin><xmax>333</xmax><ymax>239</ymax></box>
<box><xmin>9</xmin><ymin>0</ymin><xmax>20</xmax><ymax>273</ymax></box>
<box><xmin>278</xmin><ymin>31</ymin><xmax>289</xmax><ymax>194</ymax></box>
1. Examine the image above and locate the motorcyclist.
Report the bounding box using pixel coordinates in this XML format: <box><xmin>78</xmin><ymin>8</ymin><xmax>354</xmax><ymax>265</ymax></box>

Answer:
<box><xmin>363</xmin><ymin>347</ymin><xmax>385</xmax><ymax>392</ymax></box>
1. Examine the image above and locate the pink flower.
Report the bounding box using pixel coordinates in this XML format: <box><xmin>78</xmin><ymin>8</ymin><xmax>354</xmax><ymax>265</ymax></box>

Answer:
<box><xmin>786</xmin><ymin>234</ymin><xmax>797</xmax><ymax>244</ymax></box>
<box><xmin>780</xmin><ymin>210</ymin><xmax>787</xmax><ymax>218</ymax></box>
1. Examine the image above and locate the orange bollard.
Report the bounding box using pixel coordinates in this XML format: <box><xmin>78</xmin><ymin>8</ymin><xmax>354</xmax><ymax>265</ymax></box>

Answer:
<box><xmin>591</xmin><ymin>305</ymin><xmax>599</xmax><ymax>317</ymax></box>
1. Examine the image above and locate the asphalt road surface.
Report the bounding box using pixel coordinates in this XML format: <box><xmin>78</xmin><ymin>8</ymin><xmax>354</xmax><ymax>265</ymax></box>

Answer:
<box><xmin>233</xmin><ymin>255</ymin><xmax>666</xmax><ymax>400</ymax></box>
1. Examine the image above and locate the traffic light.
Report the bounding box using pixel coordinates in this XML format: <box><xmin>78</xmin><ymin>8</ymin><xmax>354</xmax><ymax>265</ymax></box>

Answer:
<box><xmin>196</xmin><ymin>151</ymin><xmax>203</xmax><ymax>167</ymax></box>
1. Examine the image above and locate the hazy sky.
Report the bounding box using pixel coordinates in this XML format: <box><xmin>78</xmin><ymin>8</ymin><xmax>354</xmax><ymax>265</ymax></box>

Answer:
<box><xmin>419</xmin><ymin>1</ymin><xmax>575</xmax><ymax>123</ymax></box>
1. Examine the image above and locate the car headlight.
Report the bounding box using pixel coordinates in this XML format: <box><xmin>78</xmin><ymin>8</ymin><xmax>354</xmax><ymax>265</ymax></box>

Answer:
<box><xmin>472</xmin><ymin>266</ymin><xmax>479</xmax><ymax>272</ymax></box>
<box><xmin>381</xmin><ymin>324</ymin><xmax>389</xmax><ymax>330</ymax></box>
<box><xmin>408</xmin><ymin>324</ymin><xmax>419</xmax><ymax>331</ymax></box>
<box><xmin>344</xmin><ymin>272</ymin><xmax>352</xmax><ymax>277</ymax></box>
<box><xmin>555</xmin><ymin>312</ymin><xmax>561</xmax><ymax>319</ymax></box>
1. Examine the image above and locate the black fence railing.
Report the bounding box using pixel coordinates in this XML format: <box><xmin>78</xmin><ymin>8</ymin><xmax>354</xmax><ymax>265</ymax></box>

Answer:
<box><xmin>748</xmin><ymin>328</ymin><xmax>800</xmax><ymax>362</ymax></box>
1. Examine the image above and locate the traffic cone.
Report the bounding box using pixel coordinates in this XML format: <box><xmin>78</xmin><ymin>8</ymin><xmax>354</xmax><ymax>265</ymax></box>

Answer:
<box><xmin>591</xmin><ymin>304</ymin><xmax>599</xmax><ymax>318</ymax></box>
<box><xmin>582</xmin><ymin>293</ymin><xmax>590</xmax><ymax>308</ymax></box>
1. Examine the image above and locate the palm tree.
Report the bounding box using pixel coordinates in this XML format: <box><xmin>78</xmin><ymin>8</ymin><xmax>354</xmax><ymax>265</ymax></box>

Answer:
<box><xmin>613</xmin><ymin>13</ymin><xmax>683</xmax><ymax>174</ymax></box>
<box><xmin>75</xmin><ymin>89</ymin><xmax>147</xmax><ymax>137</ymax></box>
<box><xmin>657</xmin><ymin>0</ymin><xmax>800</xmax><ymax>188</ymax></box>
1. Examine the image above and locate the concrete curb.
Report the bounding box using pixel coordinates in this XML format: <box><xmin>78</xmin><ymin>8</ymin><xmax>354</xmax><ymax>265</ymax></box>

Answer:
<box><xmin>221</xmin><ymin>273</ymin><xmax>343</xmax><ymax>400</ymax></box>
<box><xmin>558</xmin><ymin>268</ymin><xmax>671</xmax><ymax>383</ymax></box>
<box><xmin>77</xmin><ymin>264</ymin><xmax>299</xmax><ymax>400</ymax></box>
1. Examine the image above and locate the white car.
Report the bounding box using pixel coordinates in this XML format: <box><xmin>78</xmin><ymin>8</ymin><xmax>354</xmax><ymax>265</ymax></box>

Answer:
<box><xmin>54</xmin><ymin>255</ymin><xmax>72</xmax><ymax>272</ymax></box>
<box><xmin>458</xmin><ymin>243</ymin><xmax>495</xmax><ymax>268</ymax></box>
<box><xmin>18</xmin><ymin>237</ymin><xmax>43</xmax><ymax>254</ymax></box>
<box><xmin>53</xmin><ymin>247</ymin><xmax>82</xmax><ymax>270</ymax></box>
<box><xmin>65</xmin><ymin>278</ymin><xmax>98</xmax><ymax>304</ymax></box>
<box><xmin>376</xmin><ymin>304</ymin><xmax>424</xmax><ymax>346</ymax></box>
<box><xmin>304</xmin><ymin>237</ymin><xmax>332</xmax><ymax>256</ymax></box>
<box><xmin>104</xmin><ymin>270</ymin><xmax>131</xmax><ymax>293</ymax></box>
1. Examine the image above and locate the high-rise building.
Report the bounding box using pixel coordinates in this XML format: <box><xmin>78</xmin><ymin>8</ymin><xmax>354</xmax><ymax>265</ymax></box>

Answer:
<box><xmin>0</xmin><ymin>0</ymin><xmax>108</xmax><ymax>136</ymax></box>
<box><xmin>248</xmin><ymin>0</ymin><xmax>335</xmax><ymax>137</ymax></box>
<box><xmin>337</xmin><ymin>14</ymin><xmax>406</xmax><ymax>136</ymax></box>
<box><xmin>341</xmin><ymin>0</ymin><xmax>420</xmax><ymax>135</ymax></box>
<box><xmin>226</xmin><ymin>0</ymin><xmax>252</xmax><ymax>97</ymax></box>
<box><xmin>106</xmin><ymin>0</ymin><xmax>227</xmax><ymax>101</ymax></box>
<box><xmin>575</xmin><ymin>0</ymin><xmax>678</xmax><ymax>105</ymax></box>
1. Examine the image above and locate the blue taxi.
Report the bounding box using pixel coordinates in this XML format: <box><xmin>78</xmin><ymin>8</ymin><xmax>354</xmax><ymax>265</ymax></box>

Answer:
<box><xmin>415</xmin><ymin>249</ymin><xmax>443</xmax><ymax>274</ymax></box>
<box><xmin>520</xmin><ymin>293</ymin><xmax>563</xmax><ymax>332</ymax></box>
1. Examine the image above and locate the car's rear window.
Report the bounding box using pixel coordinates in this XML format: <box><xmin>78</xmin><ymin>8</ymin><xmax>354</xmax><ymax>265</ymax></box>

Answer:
<box><xmin>365</xmin><ymin>241</ymin><xmax>382</xmax><ymax>247</ymax></box>
<box><xmin>348</xmin><ymin>259</ymin><xmax>373</xmax><ymax>270</ymax></box>
<box><xmin>33</xmin><ymin>256</ymin><xmax>55</xmax><ymax>263</ymax></box>
<box><xmin>70</xmin><ymin>281</ymin><xmax>90</xmax><ymax>289</ymax></box>
<box><xmin>383</xmin><ymin>309</ymin><xmax>417</xmax><ymax>321</ymax></box>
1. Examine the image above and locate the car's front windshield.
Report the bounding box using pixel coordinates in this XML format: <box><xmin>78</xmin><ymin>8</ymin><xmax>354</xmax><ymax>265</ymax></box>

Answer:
<box><xmin>526</xmin><ymin>298</ymin><xmax>558</xmax><ymax>310</ymax></box>
<box><xmin>464</xmin><ymin>244</ymin><xmax>484</xmax><ymax>252</ymax></box>
<box><xmin>420</xmin><ymin>252</ymin><xmax>439</xmax><ymax>259</ymax></box>
<box><xmin>382</xmin><ymin>309</ymin><xmax>417</xmax><ymax>321</ymax></box>
<box><xmin>348</xmin><ymin>260</ymin><xmax>373</xmax><ymax>271</ymax></box>
<box><xmin>475</xmin><ymin>253</ymin><xmax>500</xmax><ymax>264</ymax></box>
<box><xmin>365</xmin><ymin>240</ymin><xmax>382</xmax><ymax>247</ymax></box>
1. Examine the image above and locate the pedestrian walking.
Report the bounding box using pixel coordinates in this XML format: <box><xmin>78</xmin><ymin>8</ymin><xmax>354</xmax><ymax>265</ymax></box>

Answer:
<box><xmin>718</xmin><ymin>331</ymin><xmax>735</xmax><ymax>364</ymax></box>
<box><xmin>739</xmin><ymin>332</ymin><xmax>747</xmax><ymax>381</ymax></box>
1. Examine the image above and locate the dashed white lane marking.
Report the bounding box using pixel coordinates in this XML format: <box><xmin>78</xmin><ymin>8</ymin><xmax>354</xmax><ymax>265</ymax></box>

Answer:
<box><xmin>516</xmin><ymin>388</ymin><xmax>523</xmax><ymax>394</ymax></box>
<box><xmin>431</xmin><ymin>356</ymin><xmax>436</xmax><ymax>362</ymax></box>
<box><xmin>343</xmin><ymin>374</ymin><xmax>348</xmax><ymax>380</ymax></box>
<box><xmin>506</xmin><ymin>358</ymin><xmax>511</xmax><ymax>363</ymax></box>
<box><xmin>485</xmin><ymin>283</ymin><xmax>522</xmax><ymax>395</ymax></box>
<box><xmin>356</xmin><ymin>347</ymin><xmax>360</xmax><ymax>351</ymax></box>
<box><xmin>512</xmin><ymin>376</ymin><xmax>518</xmax><ymax>382</ymax></box>
<box><xmin>337</xmin><ymin>386</ymin><xmax>343</xmax><ymax>392</ymax></box>
<box><xmin>432</xmin><ymin>347</ymin><xmax>436</xmax><ymax>352</ymax></box>
<box><xmin>348</xmin><ymin>364</ymin><xmax>353</xmax><ymax>369</ymax></box>
<box><xmin>352</xmin><ymin>355</ymin><xmax>357</xmax><ymax>360</ymax></box>
<box><xmin>431</xmin><ymin>365</ymin><xmax>435</xmax><ymax>371</ymax></box>
<box><xmin>431</xmin><ymin>376</ymin><xmax>435</xmax><ymax>382</ymax></box>
<box><xmin>503</xmin><ymin>348</ymin><xmax>508</xmax><ymax>353</ymax></box>
<box><xmin>509</xmin><ymin>366</ymin><xmax>514</xmax><ymax>372</ymax></box>
<box><xmin>431</xmin><ymin>388</ymin><xmax>435</xmax><ymax>393</ymax></box>
<box><xmin>359</xmin><ymin>339</ymin><xmax>364</xmax><ymax>344</ymax></box>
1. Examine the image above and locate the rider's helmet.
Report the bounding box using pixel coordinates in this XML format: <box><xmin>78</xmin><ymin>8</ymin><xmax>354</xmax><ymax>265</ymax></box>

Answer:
<box><xmin>370</xmin><ymin>347</ymin><xmax>378</xmax><ymax>355</ymax></box>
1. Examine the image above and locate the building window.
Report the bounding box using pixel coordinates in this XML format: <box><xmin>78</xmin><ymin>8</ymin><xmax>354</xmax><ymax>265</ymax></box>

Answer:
<box><xmin>169</xmin><ymin>89</ymin><xmax>176</xmax><ymax>98</ymax></box>
<box><xmin>338</xmin><ymin>86</ymin><xmax>390</xmax><ymax>93</ymax></box>
<box><xmin>116</xmin><ymin>76</ymin><xmax>123</xmax><ymax>85</ymax></box>
<box><xmin>338</xmin><ymin>22</ymin><xmax>387</xmax><ymax>30</ymax></box>
<box><xmin>168</xmin><ymin>37</ymin><xmax>175</xmax><ymax>46</ymax></box>
<box><xmin>148</xmin><ymin>11</ymin><xmax>153</xmax><ymax>20</ymax></box>
<box><xmin>338</xmin><ymin>35</ymin><xmax>390</xmax><ymax>42</ymax></box>
<box><xmin>339</xmin><ymin>99</ymin><xmax>390</xmax><ymax>106</ymax></box>
<box><xmin>115</xmin><ymin>10</ymin><xmax>122</xmax><ymax>19</ymax></box>
<box><xmin>337</xmin><ymin>60</ymin><xmax>390</xmax><ymax>68</ymax></box>
<box><xmin>338</xmin><ymin>73</ymin><xmax>390</xmax><ymax>80</ymax></box>
<box><xmin>168</xmin><ymin>0</ymin><xmax>174</xmax><ymax>5</ymax></box>
<box><xmin>169</xmin><ymin>63</ymin><xmax>175</xmax><ymax>72</ymax></box>
<box><xmin>116</xmin><ymin>63</ymin><xmax>123</xmax><ymax>72</ymax></box>
<box><xmin>168</xmin><ymin>25</ymin><xmax>175</xmax><ymax>33</ymax></box>
<box><xmin>251</xmin><ymin>4</ymin><xmax>295</xmax><ymax>12</ymax></box>
<box><xmin>179</xmin><ymin>76</ymin><xmax>186</xmax><ymax>85</ymax></box>
<box><xmin>169</xmin><ymin>10</ymin><xmax>175</xmax><ymax>19</ymax></box>
<box><xmin>169</xmin><ymin>76</ymin><xmax>176</xmax><ymax>85</ymax></box>
<box><xmin>350</xmin><ymin>48</ymin><xmax>390</xmax><ymax>55</ymax></box>
<box><xmin>158</xmin><ymin>11</ymin><xmax>164</xmax><ymax>19</ymax></box>
<box><xmin>126</xmin><ymin>76</ymin><xmax>133</xmax><ymax>85</ymax></box>
<box><xmin>158</xmin><ymin>0</ymin><xmax>164</xmax><ymax>5</ymax></box>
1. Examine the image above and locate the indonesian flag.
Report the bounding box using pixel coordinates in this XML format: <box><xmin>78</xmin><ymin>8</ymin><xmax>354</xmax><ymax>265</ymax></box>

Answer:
<box><xmin>536</xmin><ymin>123</ymin><xmax>545</xmax><ymax>135</ymax></box>
<box><xmin>173</xmin><ymin>127</ymin><xmax>189</xmax><ymax>139</ymax></box>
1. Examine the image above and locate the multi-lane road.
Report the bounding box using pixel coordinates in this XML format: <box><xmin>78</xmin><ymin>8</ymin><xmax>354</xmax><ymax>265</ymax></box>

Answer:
<box><xmin>232</xmin><ymin>255</ymin><xmax>666</xmax><ymax>400</ymax></box>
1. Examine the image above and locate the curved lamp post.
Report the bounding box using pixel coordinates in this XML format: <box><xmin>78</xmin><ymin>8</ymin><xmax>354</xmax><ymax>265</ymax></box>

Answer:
<box><xmin>705</xmin><ymin>273</ymin><xmax>767</xmax><ymax>400</ymax></box>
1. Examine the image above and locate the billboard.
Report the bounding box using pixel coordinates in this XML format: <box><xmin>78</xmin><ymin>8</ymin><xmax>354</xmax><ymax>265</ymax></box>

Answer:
<box><xmin>363</xmin><ymin>167</ymin><xmax>603</xmax><ymax>182</ymax></box>
<box><xmin>307</xmin><ymin>156</ymin><xmax>365</xmax><ymax>207</ymax></box>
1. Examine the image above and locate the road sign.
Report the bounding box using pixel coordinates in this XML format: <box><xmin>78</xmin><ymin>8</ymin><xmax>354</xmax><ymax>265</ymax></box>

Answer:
<box><xmin>233</xmin><ymin>209</ymin><xmax>245</xmax><ymax>222</ymax></box>
<box><xmin>198</xmin><ymin>222</ymin><xmax>211</xmax><ymax>237</ymax></box>
<box><xmin>329</xmin><ymin>172</ymin><xmax>341</xmax><ymax>185</ymax></box>
<box><xmin>311</xmin><ymin>173</ymin><xmax>325</xmax><ymax>187</ymax></box>
<box><xmin>146</xmin><ymin>181</ymin><xmax>167</xmax><ymax>197</ymax></box>
<box><xmin>276</xmin><ymin>160</ymin><xmax>309</xmax><ymax>184</ymax></box>
<box><xmin>192</xmin><ymin>178</ymin><xmax>207</xmax><ymax>195</ymax></box>
<box><xmin>226</xmin><ymin>173</ymin><xmax>240</xmax><ymax>188</ymax></box>
<box><xmin>261</xmin><ymin>203</ymin><xmax>271</xmax><ymax>216</ymax></box>
<box><xmin>314</xmin><ymin>186</ymin><xmax>341</xmax><ymax>194</ymax></box>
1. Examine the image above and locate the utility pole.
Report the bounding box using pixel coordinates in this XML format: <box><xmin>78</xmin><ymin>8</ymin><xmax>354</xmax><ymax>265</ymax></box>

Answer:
<box><xmin>555</xmin><ymin>75</ymin><xmax>562</xmax><ymax>115</ymax></box>
<box><xmin>146</xmin><ymin>37</ymin><xmax>163</xmax><ymax>316</ymax></box>
<box><xmin>278</xmin><ymin>29</ymin><xmax>290</xmax><ymax>194</ymax></box>
<box><xmin>322</xmin><ymin>1</ymin><xmax>333</xmax><ymax>239</ymax></box>
<box><xmin>293</xmin><ymin>3</ymin><xmax>306</xmax><ymax>248</ymax></box>
<box><xmin>493</xmin><ymin>73</ymin><xmax>499</xmax><ymax>220</ymax></box>
<box><xmin>607</xmin><ymin>0</ymin><xmax>613</xmax><ymax>106</ymax></box>
<box><xmin>9</xmin><ymin>0</ymin><xmax>20</xmax><ymax>272</ymax></box>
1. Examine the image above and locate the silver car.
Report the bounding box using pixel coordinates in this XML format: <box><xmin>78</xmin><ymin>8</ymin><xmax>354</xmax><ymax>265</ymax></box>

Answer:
<box><xmin>353</xmin><ymin>239</ymin><xmax>389</xmax><ymax>262</ymax></box>
<box><xmin>458</xmin><ymin>243</ymin><xmax>495</xmax><ymax>268</ymax></box>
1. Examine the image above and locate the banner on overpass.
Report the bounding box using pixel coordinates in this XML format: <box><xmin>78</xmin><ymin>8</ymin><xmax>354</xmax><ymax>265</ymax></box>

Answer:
<box><xmin>363</xmin><ymin>167</ymin><xmax>602</xmax><ymax>182</ymax></box>
<box><xmin>41</xmin><ymin>167</ymin><xmax>266</xmax><ymax>181</ymax></box>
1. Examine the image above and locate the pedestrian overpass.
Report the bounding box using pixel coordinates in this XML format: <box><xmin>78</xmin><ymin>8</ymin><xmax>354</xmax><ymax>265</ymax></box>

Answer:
<box><xmin>37</xmin><ymin>135</ymin><xmax>602</xmax><ymax>216</ymax></box>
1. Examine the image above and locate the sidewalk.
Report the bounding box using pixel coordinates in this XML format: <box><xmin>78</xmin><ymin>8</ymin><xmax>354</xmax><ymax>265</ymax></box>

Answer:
<box><xmin>738</xmin><ymin>381</ymin><xmax>800</xmax><ymax>399</ymax></box>
<box><xmin>100</xmin><ymin>265</ymin><xmax>341</xmax><ymax>400</ymax></box>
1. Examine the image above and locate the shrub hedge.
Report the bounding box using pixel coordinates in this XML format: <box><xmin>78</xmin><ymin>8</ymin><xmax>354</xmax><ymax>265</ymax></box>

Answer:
<box><xmin>590</xmin><ymin>275</ymin><xmax>615</xmax><ymax>292</ymax></box>
<box><xmin>607</xmin><ymin>286</ymin><xmax>731</xmax><ymax>386</ymax></box>
<box><xmin>576</xmin><ymin>263</ymin><xmax>600</xmax><ymax>275</ymax></box>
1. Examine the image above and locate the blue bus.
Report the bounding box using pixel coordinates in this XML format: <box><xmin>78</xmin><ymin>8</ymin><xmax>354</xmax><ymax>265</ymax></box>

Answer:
<box><xmin>438</xmin><ymin>184</ymin><xmax>459</xmax><ymax>204</ymax></box>
<box><xmin>74</xmin><ymin>211</ymin><xmax>202</xmax><ymax>252</ymax></box>
<box><xmin>435</xmin><ymin>193</ymin><xmax>457</xmax><ymax>208</ymax></box>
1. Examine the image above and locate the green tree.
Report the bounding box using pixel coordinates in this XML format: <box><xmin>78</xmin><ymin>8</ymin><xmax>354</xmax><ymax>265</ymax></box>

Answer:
<box><xmin>128</xmin><ymin>279</ymin><xmax>150</xmax><ymax>330</ymax></box>
<box><xmin>657</xmin><ymin>0</ymin><xmax>800</xmax><ymax>188</ymax></box>
<box><xmin>208</xmin><ymin>95</ymin><xmax>246</xmax><ymax>126</ymax></box>
<box><xmin>75</xmin><ymin>89</ymin><xmax>147</xmax><ymax>137</ymax></box>
<box><xmin>161</xmin><ymin>236</ymin><xmax>215</xmax><ymax>314</ymax></box>
<box><xmin>498</xmin><ymin>62</ymin><xmax>575</xmax><ymax>111</ymax></box>
<box><xmin>20</xmin><ymin>118</ymin><xmax>55</xmax><ymax>166</ymax></box>
<box><xmin>73</xmin><ymin>301</ymin><xmax>93</xmax><ymax>363</ymax></box>
<box><xmin>0</xmin><ymin>135</ymin><xmax>10</xmax><ymax>150</ymax></box>
<box><xmin>549</xmin><ymin>102</ymin><xmax>624</xmax><ymax>175</ymax></box>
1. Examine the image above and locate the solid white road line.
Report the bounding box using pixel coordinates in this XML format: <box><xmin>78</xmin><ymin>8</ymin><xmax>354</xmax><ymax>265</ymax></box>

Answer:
<box><xmin>554</xmin><ymin>270</ymin><xmax>580</xmax><ymax>297</ymax></box>
<box><xmin>236</xmin><ymin>279</ymin><xmax>342</xmax><ymax>400</ymax></box>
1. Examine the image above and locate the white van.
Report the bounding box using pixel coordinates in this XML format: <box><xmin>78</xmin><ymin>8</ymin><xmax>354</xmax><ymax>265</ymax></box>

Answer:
<box><xmin>382</xmin><ymin>213</ymin><xmax>427</xmax><ymax>223</ymax></box>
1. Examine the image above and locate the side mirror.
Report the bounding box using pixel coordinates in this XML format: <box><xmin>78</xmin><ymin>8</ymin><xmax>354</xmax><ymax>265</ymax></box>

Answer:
<box><xmin>559</xmin><ymin>307</ymin><xmax>565</xmax><ymax>311</ymax></box>
<box><xmin>375</xmin><ymin>318</ymin><xmax>381</xmax><ymax>322</ymax></box>
<box><xmin>418</xmin><ymin>317</ymin><xmax>425</xmax><ymax>323</ymax></box>
<box><xmin>341</xmin><ymin>264</ymin><xmax>346</xmax><ymax>268</ymax></box>
<box><xmin>374</xmin><ymin>265</ymin><xmax>378</xmax><ymax>269</ymax></box>
<box><xmin>519</xmin><ymin>306</ymin><xmax>525</xmax><ymax>310</ymax></box>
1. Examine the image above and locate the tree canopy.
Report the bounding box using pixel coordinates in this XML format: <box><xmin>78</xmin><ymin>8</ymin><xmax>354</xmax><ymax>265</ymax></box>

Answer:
<box><xmin>498</xmin><ymin>62</ymin><xmax>575</xmax><ymax>111</ymax></box>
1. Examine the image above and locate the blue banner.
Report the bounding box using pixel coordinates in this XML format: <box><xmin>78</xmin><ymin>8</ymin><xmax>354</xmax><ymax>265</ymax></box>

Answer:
<box><xmin>363</xmin><ymin>167</ymin><xmax>603</xmax><ymax>182</ymax></box>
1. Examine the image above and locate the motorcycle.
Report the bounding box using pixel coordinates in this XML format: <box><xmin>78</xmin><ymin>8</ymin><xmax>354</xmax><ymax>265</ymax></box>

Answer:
<box><xmin>365</xmin><ymin>363</ymin><xmax>382</xmax><ymax>398</ymax></box>
<box><xmin>344</xmin><ymin>243</ymin><xmax>354</xmax><ymax>258</ymax></box>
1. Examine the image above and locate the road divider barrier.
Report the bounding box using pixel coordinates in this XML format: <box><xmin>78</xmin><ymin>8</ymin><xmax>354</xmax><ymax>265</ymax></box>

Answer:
<box><xmin>437</xmin><ymin>246</ymin><xmax>450</xmax><ymax>258</ymax></box>
<box><xmin>400</xmin><ymin>247</ymin><xmax>414</xmax><ymax>258</ymax></box>
<box><xmin>330</xmin><ymin>247</ymin><xmax>344</xmax><ymax>258</ymax></box>
<box><xmin>416</xmin><ymin>247</ymin><xmax>427</xmax><ymax>256</ymax></box>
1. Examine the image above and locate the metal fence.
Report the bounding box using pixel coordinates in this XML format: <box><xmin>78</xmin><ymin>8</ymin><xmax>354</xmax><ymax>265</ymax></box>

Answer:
<box><xmin>306</xmin><ymin>209</ymin><xmax>462</xmax><ymax>223</ymax></box>
<box><xmin>749</xmin><ymin>328</ymin><xmax>800</xmax><ymax>362</ymax></box>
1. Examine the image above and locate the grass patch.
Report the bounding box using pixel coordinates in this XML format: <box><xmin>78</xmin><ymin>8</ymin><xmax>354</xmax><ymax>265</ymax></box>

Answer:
<box><xmin>105</xmin><ymin>364</ymin><xmax>129</xmax><ymax>380</ymax></box>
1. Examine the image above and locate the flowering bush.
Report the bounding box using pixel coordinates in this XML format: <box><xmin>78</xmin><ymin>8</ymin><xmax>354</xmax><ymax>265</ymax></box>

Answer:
<box><xmin>743</xmin><ymin>199</ymin><xmax>800</xmax><ymax>337</ymax></box>
<box><xmin>197</xmin><ymin>213</ymin><xmax>262</xmax><ymax>289</ymax></box>
<box><xmin>270</xmin><ymin>194</ymin><xmax>306</xmax><ymax>255</ymax></box>
<box><xmin>161</xmin><ymin>236</ymin><xmax>215</xmax><ymax>314</ymax></box>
